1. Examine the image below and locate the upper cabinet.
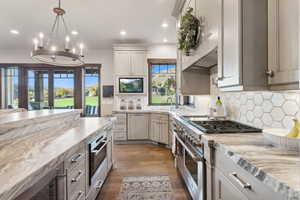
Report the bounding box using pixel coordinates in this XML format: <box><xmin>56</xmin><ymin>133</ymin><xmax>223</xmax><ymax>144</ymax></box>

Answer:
<box><xmin>267</xmin><ymin>0</ymin><xmax>300</xmax><ymax>90</ymax></box>
<box><xmin>217</xmin><ymin>0</ymin><xmax>268</xmax><ymax>91</ymax></box>
<box><xmin>114</xmin><ymin>46</ymin><xmax>147</xmax><ymax>76</ymax></box>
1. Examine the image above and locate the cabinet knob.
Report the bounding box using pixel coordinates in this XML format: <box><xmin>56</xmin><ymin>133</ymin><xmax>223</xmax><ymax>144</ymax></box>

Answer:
<box><xmin>266</xmin><ymin>70</ymin><xmax>274</xmax><ymax>78</ymax></box>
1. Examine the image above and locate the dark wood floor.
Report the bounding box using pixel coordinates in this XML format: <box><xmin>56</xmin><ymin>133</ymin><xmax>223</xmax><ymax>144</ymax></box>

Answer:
<box><xmin>97</xmin><ymin>144</ymin><xmax>190</xmax><ymax>200</ymax></box>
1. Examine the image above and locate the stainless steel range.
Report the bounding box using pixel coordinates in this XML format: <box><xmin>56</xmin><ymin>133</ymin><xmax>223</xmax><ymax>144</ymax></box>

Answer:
<box><xmin>172</xmin><ymin>116</ymin><xmax>262</xmax><ymax>200</ymax></box>
<box><xmin>172</xmin><ymin>118</ymin><xmax>205</xmax><ymax>200</ymax></box>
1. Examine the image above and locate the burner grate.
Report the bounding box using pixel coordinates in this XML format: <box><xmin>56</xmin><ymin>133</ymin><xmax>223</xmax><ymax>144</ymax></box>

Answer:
<box><xmin>190</xmin><ymin>120</ymin><xmax>262</xmax><ymax>134</ymax></box>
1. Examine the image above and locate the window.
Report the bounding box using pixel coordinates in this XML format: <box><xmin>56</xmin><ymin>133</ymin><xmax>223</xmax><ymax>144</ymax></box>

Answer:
<box><xmin>28</xmin><ymin>70</ymin><xmax>49</xmax><ymax>110</ymax></box>
<box><xmin>84</xmin><ymin>67</ymin><xmax>100</xmax><ymax>116</ymax></box>
<box><xmin>54</xmin><ymin>70</ymin><xmax>75</xmax><ymax>108</ymax></box>
<box><xmin>148</xmin><ymin>59</ymin><xmax>176</xmax><ymax>105</ymax></box>
<box><xmin>3</xmin><ymin>67</ymin><xmax>19</xmax><ymax>108</ymax></box>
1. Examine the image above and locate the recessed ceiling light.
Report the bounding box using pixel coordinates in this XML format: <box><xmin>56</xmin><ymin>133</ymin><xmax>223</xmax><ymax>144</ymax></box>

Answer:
<box><xmin>161</xmin><ymin>23</ymin><xmax>168</xmax><ymax>28</ymax></box>
<box><xmin>71</xmin><ymin>30</ymin><xmax>78</xmax><ymax>35</ymax></box>
<box><xmin>163</xmin><ymin>38</ymin><xmax>168</xmax><ymax>43</ymax></box>
<box><xmin>10</xmin><ymin>29</ymin><xmax>19</xmax><ymax>35</ymax></box>
<box><xmin>120</xmin><ymin>30</ymin><xmax>127</xmax><ymax>36</ymax></box>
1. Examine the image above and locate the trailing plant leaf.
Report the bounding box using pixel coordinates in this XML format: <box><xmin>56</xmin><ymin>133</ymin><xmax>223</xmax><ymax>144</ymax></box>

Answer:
<box><xmin>178</xmin><ymin>7</ymin><xmax>200</xmax><ymax>56</ymax></box>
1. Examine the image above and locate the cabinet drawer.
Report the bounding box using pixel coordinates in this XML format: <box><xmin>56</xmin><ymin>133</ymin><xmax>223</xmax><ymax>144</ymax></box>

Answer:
<box><xmin>215</xmin><ymin>149</ymin><xmax>284</xmax><ymax>200</ymax></box>
<box><xmin>70</xmin><ymin>184</ymin><xmax>85</xmax><ymax>200</ymax></box>
<box><xmin>114</xmin><ymin>121</ymin><xmax>126</xmax><ymax>131</ymax></box>
<box><xmin>114</xmin><ymin>130</ymin><xmax>127</xmax><ymax>140</ymax></box>
<box><xmin>151</xmin><ymin>113</ymin><xmax>169</xmax><ymax>121</ymax></box>
<box><xmin>114</xmin><ymin>113</ymin><xmax>126</xmax><ymax>120</ymax></box>
<box><xmin>65</xmin><ymin>143</ymin><xmax>85</xmax><ymax>170</ymax></box>
<box><xmin>67</xmin><ymin>159</ymin><xmax>85</xmax><ymax>198</ymax></box>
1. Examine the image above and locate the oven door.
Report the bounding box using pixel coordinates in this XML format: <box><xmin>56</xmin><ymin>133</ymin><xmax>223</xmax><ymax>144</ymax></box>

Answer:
<box><xmin>174</xmin><ymin>133</ymin><xmax>205</xmax><ymax>200</ymax></box>
<box><xmin>89</xmin><ymin>136</ymin><xmax>108</xmax><ymax>183</ymax></box>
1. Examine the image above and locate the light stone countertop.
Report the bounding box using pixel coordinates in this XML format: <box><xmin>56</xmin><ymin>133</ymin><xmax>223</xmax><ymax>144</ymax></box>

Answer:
<box><xmin>172</xmin><ymin>113</ymin><xmax>300</xmax><ymax>200</ymax></box>
<box><xmin>0</xmin><ymin>117</ymin><xmax>115</xmax><ymax>200</ymax></box>
<box><xmin>113</xmin><ymin>105</ymin><xmax>209</xmax><ymax>116</ymax></box>
<box><xmin>0</xmin><ymin>109</ymin><xmax>81</xmax><ymax>125</ymax></box>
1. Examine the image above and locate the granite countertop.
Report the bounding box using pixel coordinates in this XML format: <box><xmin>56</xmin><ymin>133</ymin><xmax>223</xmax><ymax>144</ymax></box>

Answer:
<box><xmin>0</xmin><ymin>117</ymin><xmax>115</xmax><ymax>200</ymax></box>
<box><xmin>172</xmin><ymin>113</ymin><xmax>300</xmax><ymax>199</ymax></box>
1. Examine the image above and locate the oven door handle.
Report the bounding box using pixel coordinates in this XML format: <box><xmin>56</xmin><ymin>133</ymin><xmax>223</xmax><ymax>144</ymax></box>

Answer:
<box><xmin>174</xmin><ymin>132</ymin><xmax>203</xmax><ymax>162</ymax></box>
<box><xmin>91</xmin><ymin>140</ymin><xmax>108</xmax><ymax>155</ymax></box>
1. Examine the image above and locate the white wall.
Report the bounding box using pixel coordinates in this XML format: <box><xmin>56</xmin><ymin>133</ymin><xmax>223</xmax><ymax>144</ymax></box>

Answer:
<box><xmin>147</xmin><ymin>44</ymin><xmax>177</xmax><ymax>59</ymax></box>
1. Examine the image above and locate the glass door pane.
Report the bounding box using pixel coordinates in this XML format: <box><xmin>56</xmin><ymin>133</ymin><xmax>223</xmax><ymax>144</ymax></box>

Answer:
<box><xmin>54</xmin><ymin>70</ymin><xmax>74</xmax><ymax>109</ymax></box>
<box><xmin>84</xmin><ymin>67</ymin><xmax>100</xmax><ymax>116</ymax></box>
<box><xmin>28</xmin><ymin>70</ymin><xmax>49</xmax><ymax>110</ymax></box>
<box><xmin>3</xmin><ymin>67</ymin><xmax>19</xmax><ymax>108</ymax></box>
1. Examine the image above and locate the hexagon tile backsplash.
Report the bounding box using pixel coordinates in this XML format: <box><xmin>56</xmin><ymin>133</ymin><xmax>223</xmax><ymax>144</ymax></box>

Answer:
<box><xmin>217</xmin><ymin>92</ymin><xmax>300</xmax><ymax>130</ymax></box>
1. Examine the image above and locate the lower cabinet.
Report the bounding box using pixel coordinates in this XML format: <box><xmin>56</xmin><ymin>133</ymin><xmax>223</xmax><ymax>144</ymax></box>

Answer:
<box><xmin>214</xmin><ymin>169</ymin><xmax>248</xmax><ymax>200</ymax></box>
<box><xmin>127</xmin><ymin>113</ymin><xmax>149</xmax><ymax>140</ymax></box>
<box><xmin>213</xmin><ymin>148</ymin><xmax>286</xmax><ymax>200</ymax></box>
<box><xmin>149</xmin><ymin>114</ymin><xmax>169</xmax><ymax>145</ymax></box>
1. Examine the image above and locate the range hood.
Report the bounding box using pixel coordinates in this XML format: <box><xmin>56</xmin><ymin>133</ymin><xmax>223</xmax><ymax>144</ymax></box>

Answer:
<box><xmin>183</xmin><ymin>47</ymin><xmax>218</xmax><ymax>72</ymax></box>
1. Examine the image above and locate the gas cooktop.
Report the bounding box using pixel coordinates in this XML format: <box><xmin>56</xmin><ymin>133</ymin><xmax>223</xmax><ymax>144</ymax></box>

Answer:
<box><xmin>189</xmin><ymin>120</ymin><xmax>262</xmax><ymax>134</ymax></box>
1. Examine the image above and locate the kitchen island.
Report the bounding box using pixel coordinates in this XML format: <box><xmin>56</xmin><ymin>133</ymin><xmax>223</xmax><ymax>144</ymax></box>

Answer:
<box><xmin>0</xmin><ymin>109</ymin><xmax>115</xmax><ymax>200</ymax></box>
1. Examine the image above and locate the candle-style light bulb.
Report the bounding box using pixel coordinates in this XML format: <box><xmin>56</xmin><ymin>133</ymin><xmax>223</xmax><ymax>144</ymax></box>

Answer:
<box><xmin>65</xmin><ymin>36</ymin><xmax>70</xmax><ymax>50</ymax></box>
<box><xmin>39</xmin><ymin>32</ymin><xmax>44</xmax><ymax>48</ymax></box>
<box><xmin>79</xmin><ymin>43</ymin><xmax>84</xmax><ymax>56</ymax></box>
<box><xmin>51</xmin><ymin>46</ymin><xmax>57</xmax><ymax>52</ymax></box>
<box><xmin>33</xmin><ymin>38</ymin><xmax>38</xmax><ymax>50</ymax></box>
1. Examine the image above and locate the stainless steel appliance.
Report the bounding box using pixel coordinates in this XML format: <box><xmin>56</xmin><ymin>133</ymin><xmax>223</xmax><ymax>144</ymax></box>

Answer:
<box><xmin>15</xmin><ymin>163</ymin><xmax>66</xmax><ymax>200</ymax></box>
<box><xmin>172</xmin><ymin>120</ymin><xmax>205</xmax><ymax>200</ymax></box>
<box><xmin>89</xmin><ymin>135</ymin><xmax>108</xmax><ymax>184</ymax></box>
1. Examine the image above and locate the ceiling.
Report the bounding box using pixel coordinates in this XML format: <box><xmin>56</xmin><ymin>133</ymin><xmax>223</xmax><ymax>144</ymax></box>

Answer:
<box><xmin>0</xmin><ymin>0</ymin><xmax>177</xmax><ymax>50</ymax></box>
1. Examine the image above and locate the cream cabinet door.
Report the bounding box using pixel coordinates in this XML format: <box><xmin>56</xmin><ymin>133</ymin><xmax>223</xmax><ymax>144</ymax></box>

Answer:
<box><xmin>214</xmin><ymin>170</ymin><xmax>249</xmax><ymax>200</ymax></box>
<box><xmin>159</xmin><ymin>120</ymin><xmax>169</xmax><ymax>145</ymax></box>
<box><xmin>218</xmin><ymin>0</ymin><xmax>242</xmax><ymax>88</ymax></box>
<box><xmin>150</xmin><ymin>119</ymin><xmax>160</xmax><ymax>142</ymax></box>
<box><xmin>127</xmin><ymin>114</ymin><xmax>149</xmax><ymax>140</ymax></box>
<box><xmin>114</xmin><ymin>51</ymin><xmax>131</xmax><ymax>75</ymax></box>
<box><xmin>268</xmin><ymin>0</ymin><xmax>299</xmax><ymax>86</ymax></box>
<box><xmin>130</xmin><ymin>51</ymin><xmax>147</xmax><ymax>76</ymax></box>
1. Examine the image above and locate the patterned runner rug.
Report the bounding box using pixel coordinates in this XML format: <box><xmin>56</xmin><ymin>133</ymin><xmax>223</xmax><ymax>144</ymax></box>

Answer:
<box><xmin>119</xmin><ymin>176</ymin><xmax>173</xmax><ymax>200</ymax></box>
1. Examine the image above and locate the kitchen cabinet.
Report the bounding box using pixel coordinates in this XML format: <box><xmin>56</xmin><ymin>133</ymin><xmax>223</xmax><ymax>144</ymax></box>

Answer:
<box><xmin>267</xmin><ymin>0</ymin><xmax>300</xmax><ymax>90</ymax></box>
<box><xmin>114</xmin><ymin>51</ymin><xmax>131</xmax><ymax>76</ymax></box>
<box><xmin>213</xmin><ymin>148</ymin><xmax>286</xmax><ymax>200</ymax></box>
<box><xmin>113</xmin><ymin>113</ymin><xmax>127</xmax><ymax>141</ymax></box>
<box><xmin>217</xmin><ymin>0</ymin><xmax>268</xmax><ymax>91</ymax></box>
<box><xmin>114</xmin><ymin>49</ymin><xmax>147</xmax><ymax>76</ymax></box>
<box><xmin>149</xmin><ymin>114</ymin><xmax>169</xmax><ymax>145</ymax></box>
<box><xmin>214</xmin><ymin>169</ymin><xmax>248</xmax><ymax>200</ymax></box>
<box><xmin>127</xmin><ymin>113</ymin><xmax>149</xmax><ymax>140</ymax></box>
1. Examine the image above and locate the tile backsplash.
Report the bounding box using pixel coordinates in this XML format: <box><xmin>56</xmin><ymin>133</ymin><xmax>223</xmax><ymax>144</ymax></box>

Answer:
<box><xmin>218</xmin><ymin>91</ymin><xmax>300</xmax><ymax>129</ymax></box>
<box><xmin>203</xmin><ymin>67</ymin><xmax>300</xmax><ymax>130</ymax></box>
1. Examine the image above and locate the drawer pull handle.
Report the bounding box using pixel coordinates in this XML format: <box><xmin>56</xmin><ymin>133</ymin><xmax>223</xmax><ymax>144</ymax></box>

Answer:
<box><xmin>71</xmin><ymin>170</ymin><xmax>83</xmax><ymax>183</ymax></box>
<box><xmin>71</xmin><ymin>154</ymin><xmax>82</xmax><ymax>163</ymax></box>
<box><xmin>75</xmin><ymin>191</ymin><xmax>83</xmax><ymax>200</ymax></box>
<box><xmin>230</xmin><ymin>172</ymin><xmax>251</xmax><ymax>190</ymax></box>
<box><xmin>95</xmin><ymin>180</ymin><xmax>103</xmax><ymax>189</ymax></box>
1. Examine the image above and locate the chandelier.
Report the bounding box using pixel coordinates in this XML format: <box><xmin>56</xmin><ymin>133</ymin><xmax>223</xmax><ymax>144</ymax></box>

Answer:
<box><xmin>31</xmin><ymin>0</ymin><xmax>85</xmax><ymax>66</ymax></box>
